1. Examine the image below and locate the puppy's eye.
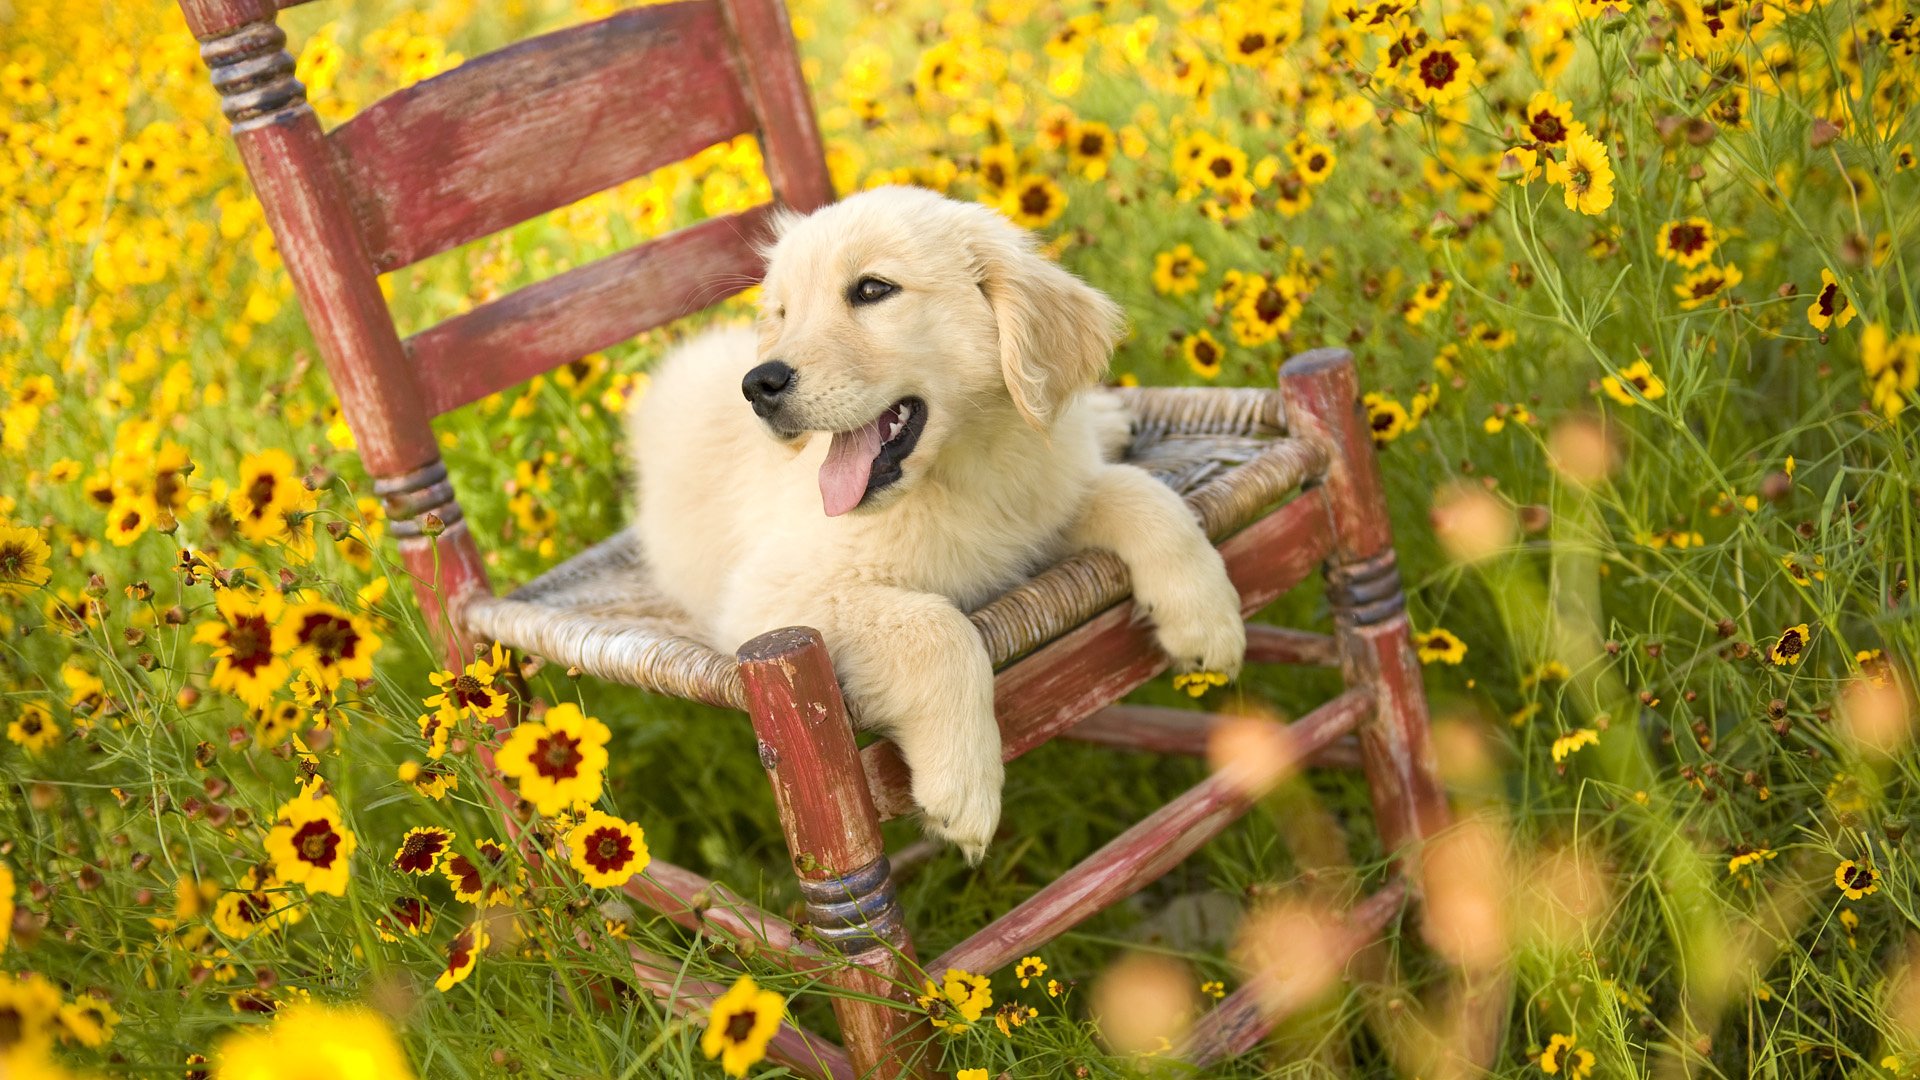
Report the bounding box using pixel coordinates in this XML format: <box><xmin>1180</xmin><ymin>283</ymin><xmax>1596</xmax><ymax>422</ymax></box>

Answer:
<box><xmin>849</xmin><ymin>276</ymin><xmax>897</xmax><ymax>305</ymax></box>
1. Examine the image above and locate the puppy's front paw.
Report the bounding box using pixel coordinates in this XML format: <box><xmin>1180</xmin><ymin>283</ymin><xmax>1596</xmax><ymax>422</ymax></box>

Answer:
<box><xmin>911</xmin><ymin>743</ymin><xmax>1003</xmax><ymax>864</ymax></box>
<box><xmin>1139</xmin><ymin>555</ymin><xmax>1247</xmax><ymax>690</ymax></box>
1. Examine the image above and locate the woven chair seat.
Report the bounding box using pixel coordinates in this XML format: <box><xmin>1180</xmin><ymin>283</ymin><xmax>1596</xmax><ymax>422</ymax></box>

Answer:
<box><xmin>462</xmin><ymin>386</ymin><xmax>1327</xmax><ymax>711</ymax></box>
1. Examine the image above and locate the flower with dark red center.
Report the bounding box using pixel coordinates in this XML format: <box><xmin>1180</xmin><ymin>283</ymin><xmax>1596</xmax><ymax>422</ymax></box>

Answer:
<box><xmin>494</xmin><ymin>703</ymin><xmax>611</xmax><ymax>815</ymax></box>
<box><xmin>564</xmin><ymin>810</ymin><xmax>651</xmax><ymax>888</ymax></box>
<box><xmin>701</xmin><ymin>975</ymin><xmax>786</xmax><ymax>1077</ymax></box>
<box><xmin>435</xmin><ymin>921</ymin><xmax>489</xmax><ymax>992</ymax></box>
<box><xmin>194</xmin><ymin>589</ymin><xmax>290</xmax><ymax>709</ymax></box>
<box><xmin>1402</xmin><ymin>40</ymin><xmax>1475</xmax><ymax>104</ymax></box>
<box><xmin>391</xmin><ymin>826</ymin><xmax>454</xmax><ymax>875</ymax></box>
<box><xmin>442</xmin><ymin>838</ymin><xmax>522</xmax><ymax>904</ymax></box>
<box><xmin>264</xmin><ymin>789</ymin><xmax>357</xmax><ymax>897</ymax></box>
<box><xmin>274</xmin><ymin>600</ymin><xmax>382</xmax><ymax>690</ymax></box>
<box><xmin>1806</xmin><ymin>268</ymin><xmax>1856</xmax><ymax>332</ymax></box>
<box><xmin>1768</xmin><ymin>623</ymin><xmax>1810</xmax><ymax>666</ymax></box>
<box><xmin>1834</xmin><ymin>859</ymin><xmax>1879</xmax><ymax>899</ymax></box>
<box><xmin>375</xmin><ymin>897</ymin><xmax>434</xmax><ymax>943</ymax></box>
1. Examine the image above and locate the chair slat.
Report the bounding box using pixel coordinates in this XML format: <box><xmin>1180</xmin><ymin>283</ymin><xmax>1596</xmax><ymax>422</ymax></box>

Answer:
<box><xmin>862</xmin><ymin>492</ymin><xmax>1336</xmax><ymax>821</ymax></box>
<box><xmin>330</xmin><ymin>2</ymin><xmax>756</xmax><ymax>272</ymax></box>
<box><xmin>407</xmin><ymin>204</ymin><xmax>774</xmax><ymax>416</ymax></box>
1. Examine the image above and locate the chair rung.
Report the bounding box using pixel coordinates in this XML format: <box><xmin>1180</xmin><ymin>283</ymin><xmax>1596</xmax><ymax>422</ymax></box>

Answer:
<box><xmin>623</xmin><ymin>859</ymin><xmax>817</xmax><ymax>966</ymax></box>
<box><xmin>1246</xmin><ymin>625</ymin><xmax>1340</xmax><ymax>666</ymax></box>
<box><xmin>628</xmin><ymin>944</ymin><xmax>854</xmax><ymax>1080</ymax></box>
<box><xmin>927</xmin><ymin>687</ymin><xmax>1373</xmax><ymax>977</ymax></box>
<box><xmin>1180</xmin><ymin>877</ymin><xmax>1408</xmax><ymax>1066</ymax></box>
<box><xmin>863</xmin><ymin>492</ymin><xmax>1335</xmax><ymax>822</ymax></box>
<box><xmin>1065</xmin><ymin>705</ymin><xmax>1362</xmax><ymax>767</ymax></box>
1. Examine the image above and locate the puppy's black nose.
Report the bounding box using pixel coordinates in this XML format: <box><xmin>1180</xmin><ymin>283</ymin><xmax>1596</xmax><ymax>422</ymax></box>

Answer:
<box><xmin>742</xmin><ymin>360</ymin><xmax>795</xmax><ymax>417</ymax></box>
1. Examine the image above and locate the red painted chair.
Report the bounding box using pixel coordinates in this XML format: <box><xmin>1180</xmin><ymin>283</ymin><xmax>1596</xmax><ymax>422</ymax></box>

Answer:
<box><xmin>176</xmin><ymin>1</ymin><xmax>1451</xmax><ymax>1075</ymax></box>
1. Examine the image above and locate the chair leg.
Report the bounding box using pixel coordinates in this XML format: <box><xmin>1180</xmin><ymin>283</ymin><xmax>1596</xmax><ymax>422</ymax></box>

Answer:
<box><xmin>739</xmin><ymin>628</ymin><xmax>928</xmax><ymax>1080</ymax></box>
<box><xmin>1278</xmin><ymin>350</ymin><xmax>1449</xmax><ymax>854</ymax></box>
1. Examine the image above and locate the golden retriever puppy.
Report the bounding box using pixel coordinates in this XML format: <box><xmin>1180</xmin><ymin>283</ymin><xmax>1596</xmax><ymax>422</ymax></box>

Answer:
<box><xmin>630</xmin><ymin>186</ymin><xmax>1244</xmax><ymax>860</ymax></box>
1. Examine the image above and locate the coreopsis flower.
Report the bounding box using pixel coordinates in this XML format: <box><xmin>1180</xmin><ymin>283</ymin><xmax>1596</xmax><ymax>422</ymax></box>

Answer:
<box><xmin>1172</xmin><ymin>670</ymin><xmax>1228</xmax><ymax>697</ymax></box>
<box><xmin>6</xmin><ymin>702</ymin><xmax>59</xmax><ymax>754</ymax></box>
<box><xmin>975</xmin><ymin>142</ymin><xmax>1020</xmax><ymax>195</ymax></box>
<box><xmin>1806</xmin><ymin>268</ymin><xmax>1855</xmax><ymax>331</ymax></box>
<box><xmin>689</xmin><ymin>975</ymin><xmax>784</xmax><ymax>1078</ymax></box>
<box><xmin>1014</xmin><ymin>955</ymin><xmax>1047</xmax><ymax>988</ymax></box>
<box><xmin>993</xmin><ymin>1002</ymin><xmax>1038</xmax><ymax>1035</ymax></box>
<box><xmin>1363</xmin><ymin>393</ymin><xmax>1411</xmax><ymax>445</ymax></box>
<box><xmin>103</xmin><ymin>497</ymin><xmax>152</xmax><ymax>547</ymax></box>
<box><xmin>1545</xmin><ymin>126</ymin><xmax>1614</xmax><ymax>214</ymax></box>
<box><xmin>1066</xmin><ymin>120</ymin><xmax>1115</xmax><ymax>180</ymax></box>
<box><xmin>264</xmin><ymin>788</ymin><xmax>358</xmax><ymax>897</ymax></box>
<box><xmin>1539</xmin><ymin>1033</ymin><xmax>1594</xmax><ymax>1077</ymax></box>
<box><xmin>1152</xmin><ymin>245</ymin><xmax>1207</xmax><ymax>296</ymax></box>
<box><xmin>425</xmin><ymin>642</ymin><xmax>511</xmax><ymax>723</ymax></box>
<box><xmin>399</xmin><ymin>760</ymin><xmax>459</xmax><ymax>801</ymax></box>
<box><xmin>215</xmin><ymin>1002</ymin><xmax>417</xmax><ymax>1080</ymax></box>
<box><xmin>493</xmin><ymin>703</ymin><xmax>612</xmax><ymax>815</ymax></box>
<box><xmin>391</xmin><ymin>826</ymin><xmax>454</xmax><ymax>875</ymax></box>
<box><xmin>1673</xmin><ymin>263</ymin><xmax>1742</xmax><ymax>310</ymax></box>
<box><xmin>1415</xmin><ymin>627</ymin><xmax>1467</xmax><ymax>664</ymax></box>
<box><xmin>194</xmin><ymin>589</ymin><xmax>289</xmax><ymax>709</ymax></box>
<box><xmin>1520</xmin><ymin>661</ymin><xmax>1571</xmax><ymax>690</ymax></box>
<box><xmin>1726</xmin><ymin>847</ymin><xmax>1776</xmax><ymax>876</ymax></box>
<box><xmin>1402</xmin><ymin>279</ymin><xmax>1451</xmax><ymax>324</ymax></box>
<box><xmin>1182</xmin><ymin>330</ymin><xmax>1225</xmax><ymax>379</ymax></box>
<box><xmin>1601</xmin><ymin>360</ymin><xmax>1666</xmax><ymax>406</ymax></box>
<box><xmin>1500</xmin><ymin>145</ymin><xmax>1541</xmax><ymax>183</ymax></box>
<box><xmin>213</xmin><ymin>868</ymin><xmax>304</xmax><ymax>939</ymax></box>
<box><xmin>1230</xmin><ymin>275</ymin><xmax>1304</xmax><ymax>345</ymax></box>
<box><xmin>1402</xmin><ymin>40</ymin><xmax>1476</xmax><ymax>105</ymax></box>
<box><xmin>958</xmin><ymin>1071</ymin><xmax>989</xmax><ymax>1080</ymax></box>
<box><xmin>1769</xmin><ymin>623</ymin><xmax>1810</xmax><ymax>666</ymax></box>
<box><xmin>0</xmin><ymin>974</ymin><xmax>63</xmax><ymax>1056</ymax></box>
<box><xmin>374</xmin><ymin>897</ymin><xmax>434</xmax><ymax>943</ymax></box>
<box><xmin>1521</xmin><ymin>90</ymin><xmax>1575</xmax><ymax>145</ymax></box>
<box><xmin>1834</xmin><ymin>859</ymin><xmax>1879</xmax><ymax>900</ymax></box>
<box><xmin>227</xmin><ymin>449</ymin><xmax>307</xmax><ymax>543</ymax></box>
<box><xmin>56</xmin><ymin>994</ymin><xmax>118</xmax><ymax>1048</ymax></box>
<box><xmin>1291</xmin><ymin>141</ymin><xmax>1336</xmax><ymax>184</ymax></box>
<box><xmin>0</xmin><ymin>523</ymin><xmax>53</xmax><ymax>596</ymax></box>
<box><xmin>1655</xmin><ymin>218</ymin><xmax>1716</xmax><ymax>267</ymax></box>
<box><xmin>442</xmin><ymin>839</ymin><xmax>522</xmax><ymax>905</ymax></box>
<box><xmin>275</xmin><ymin>600</ymin><xmax>381</xmax><ymax>690</ymax></box>
<box><xmin>918</xmin><ymin>968</ymin><xmax>992</xmax><ymax>1033</ymax></box>
<box><xmin>1000</xmin><ymin>175</ymin><xmax>1066</xmax><ymax>229</ymax></box>
<box><xmin>1862</xmin><ymin>323</ymin><xmax>1920</xmax><ymax>419</ymax></box>
<box><xmin>436</xmin><ymin>921</ymin><xmax>489</xmax><ymax>992</ymax></box>
<box><xmin>1551</xmin><ymin>728</ymin><xmax>1600</xmax><ymax>762</ymax></box>
<box><xmin>565</xmin><ymin>809</ymin><xmax>651</xmax><ymax>888</ymax></box>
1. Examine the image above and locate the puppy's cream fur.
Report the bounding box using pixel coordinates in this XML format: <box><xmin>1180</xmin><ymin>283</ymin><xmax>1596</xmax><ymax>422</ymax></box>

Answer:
<box><xmin>631</xmin><ymin>187</ymin><xmax>1244</xmax><ymax>859</ymax></box>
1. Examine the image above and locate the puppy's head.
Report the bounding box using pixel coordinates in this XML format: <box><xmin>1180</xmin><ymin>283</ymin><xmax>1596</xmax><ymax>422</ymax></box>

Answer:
<box><xmin>750</xmin><ymin>186</ymin><xmax>1123</xmax><ymax>517</ymax></box>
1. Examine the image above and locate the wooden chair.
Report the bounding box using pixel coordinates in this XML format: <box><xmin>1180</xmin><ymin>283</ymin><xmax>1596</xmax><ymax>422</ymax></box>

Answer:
<box><xmin>175</xmin><ymin>1</ymin><xmax>1451</xmax><ymax>1074</ymax></box>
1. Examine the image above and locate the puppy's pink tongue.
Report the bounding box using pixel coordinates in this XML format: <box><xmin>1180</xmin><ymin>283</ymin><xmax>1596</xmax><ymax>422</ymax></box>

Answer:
<box><xmin>819</xmin><ymin>418</ymin><xmax>885</xmax><ymax>517</ymax></box>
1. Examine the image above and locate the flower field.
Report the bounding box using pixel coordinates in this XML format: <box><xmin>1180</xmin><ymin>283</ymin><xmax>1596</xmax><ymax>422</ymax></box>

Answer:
<box><xmin>2</xmin><ymin>0</ymin><xmax>1918</xmax><ymax>1075</ymax></box>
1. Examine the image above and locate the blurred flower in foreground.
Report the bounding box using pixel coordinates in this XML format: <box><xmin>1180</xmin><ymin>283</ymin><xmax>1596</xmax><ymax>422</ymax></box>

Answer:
<box><xmin>1547</xmin><ymin>415</ymin><xmax>1617</xmax><ymax>487</ymax></box>
<box><xmin>1421</xmin><ymin>817</ymin><xmax>1510</xmax><ymax>971</ymax></box>
<box><xmin>213</xmin><ymin>1002</ymin><xmax>415</xmax><ymax>1080</ymax></box>
<box><xmin>702</xmin><ymin>975</ymin><xmax>785</xmax><ymax>1078</ymax></box>
<box><xmin>1430</xmin><ymin>484</ymin><xmax>1514</xmax><ymax>564</ymax></box>
<box><xmin>1090</xmin><ymin>951</ymin><xmax>1197</xmax><ymax>1056</ymax></box>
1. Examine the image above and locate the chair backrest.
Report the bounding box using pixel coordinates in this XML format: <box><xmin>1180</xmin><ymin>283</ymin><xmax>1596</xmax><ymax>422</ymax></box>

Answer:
<box><xmin>183</xmin><ymin>0</ymin><xmax>829</xmax><ymax>474</ymax></box>
<box><xmin>178</xmin><ymin>0</ymin><xmax>829</xmax><ymax>641</ymax></box>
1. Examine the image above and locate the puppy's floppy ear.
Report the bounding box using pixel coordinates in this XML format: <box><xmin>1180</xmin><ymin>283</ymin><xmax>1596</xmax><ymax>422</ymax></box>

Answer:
<box><xmin>973</xmin><ymin>215</ymin><xmax>1126</xmax><ymax>428</ymax></box>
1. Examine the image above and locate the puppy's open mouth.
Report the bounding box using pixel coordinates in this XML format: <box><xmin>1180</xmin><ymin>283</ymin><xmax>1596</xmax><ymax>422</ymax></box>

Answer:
<box><xmin>819</xmin><ymin>397</ymin><xmax>926</xmax><ymax>517</ymax></box>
